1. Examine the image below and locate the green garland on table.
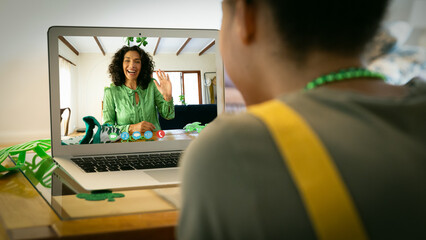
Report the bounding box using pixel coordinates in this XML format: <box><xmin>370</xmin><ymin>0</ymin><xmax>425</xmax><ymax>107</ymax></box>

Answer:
<box><xmin>0</xmin><ymin>139</ymin><xmax>55</xmax><ymax>188</ymax></box>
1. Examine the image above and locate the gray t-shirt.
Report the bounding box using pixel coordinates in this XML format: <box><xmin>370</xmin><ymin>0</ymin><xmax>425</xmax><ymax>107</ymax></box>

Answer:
<box><xmin>178</xmin><ymin>79</ymin><xmax>426</xmax><ymax>240</ymax></box>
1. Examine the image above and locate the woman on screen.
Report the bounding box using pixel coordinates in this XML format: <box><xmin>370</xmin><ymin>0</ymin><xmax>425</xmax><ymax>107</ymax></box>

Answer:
<box><xmin>103</xmin><ymin>45</ymin><xmax>174</xmax><ymax>135</ymax></box>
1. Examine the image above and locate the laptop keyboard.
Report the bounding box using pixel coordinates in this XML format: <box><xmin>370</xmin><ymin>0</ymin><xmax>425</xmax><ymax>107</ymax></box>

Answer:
<box><xmin>70</xmin><ymin>152</ymin><xmax>182</xmax><ymax>173</ymax></box>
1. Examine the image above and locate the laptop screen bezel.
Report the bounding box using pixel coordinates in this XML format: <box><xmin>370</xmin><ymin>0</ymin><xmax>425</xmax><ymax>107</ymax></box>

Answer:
<box><xmin>48</xmin><ymin>26</ymin><xmax>224</xmax><ymax>157</ymax></box>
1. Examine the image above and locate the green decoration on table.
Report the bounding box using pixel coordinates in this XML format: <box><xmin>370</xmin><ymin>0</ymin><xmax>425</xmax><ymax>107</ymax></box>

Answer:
<box><xmin>304</xmin><ymin>68</ymin><xmax>386</xmax><ymax>91</ymax></box>
<box><xmin>76</xmin><ymin>190</ymin><xmax>125</xmax><ymax>202</ymax></box>
<box><xmin>183</xmin><ymin>122</ymin><xmax>208</xmax><ymax>133</ymax></box>
<box><xmin>79</xmin><ymin>116</ymin><xmax>122</xmax><ymax>144</ymax></box>
<box><xmin>0</xmin><ymin>139</ymin><xmax>56</xmax><ymax>188</ymax></box>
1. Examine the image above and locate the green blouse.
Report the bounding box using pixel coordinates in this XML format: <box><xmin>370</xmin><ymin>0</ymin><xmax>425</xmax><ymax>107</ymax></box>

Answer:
<box><xmin>102</xmin><ymin>80</ymin><xmax>175</xmax><ymax>133</ymax></box>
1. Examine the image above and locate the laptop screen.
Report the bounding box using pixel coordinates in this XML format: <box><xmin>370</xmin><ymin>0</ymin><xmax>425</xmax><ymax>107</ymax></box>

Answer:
<box><xmin>48</xmin><ymin>27</ymin><xmax>224</xmax><ymax>156</ymax></box>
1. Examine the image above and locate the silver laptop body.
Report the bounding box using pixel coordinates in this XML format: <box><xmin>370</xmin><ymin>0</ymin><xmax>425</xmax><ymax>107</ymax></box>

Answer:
<box><xmin>48</xmin><ymin>26</ymin><xmax>224</xmax><ymax>191</ymax></box>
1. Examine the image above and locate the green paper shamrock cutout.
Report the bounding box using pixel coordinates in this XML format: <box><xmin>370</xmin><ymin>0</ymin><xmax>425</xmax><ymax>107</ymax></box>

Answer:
<box><xmin>76</xmin><ymin>190</ymin><xmax>125</xmax><ymax>202</ymax></box>
<box><xmin>183</xmin><ymin>122</ymin><xmax>207</xmax><ymax>133</ymax></box>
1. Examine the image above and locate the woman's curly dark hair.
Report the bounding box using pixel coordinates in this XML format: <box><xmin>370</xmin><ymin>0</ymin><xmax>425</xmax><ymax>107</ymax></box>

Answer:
<box><xmin>108</xmin><ymin>45</ymin><xmax>154</xmax><ymax>89</ymax></box>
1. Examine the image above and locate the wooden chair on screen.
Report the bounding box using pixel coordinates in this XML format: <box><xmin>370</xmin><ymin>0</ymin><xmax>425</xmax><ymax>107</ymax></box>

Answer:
<box><xmin>60</xmin><ymin>107</ymin><xmax>71</xmax><ymax>136</ymax></box>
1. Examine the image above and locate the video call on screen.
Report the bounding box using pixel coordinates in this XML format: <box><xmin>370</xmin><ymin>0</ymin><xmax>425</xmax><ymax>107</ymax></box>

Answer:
<box><xmin>58</xmin><ymin>36</ymin><xmax>218</xmax><ymax>144</ymax></box>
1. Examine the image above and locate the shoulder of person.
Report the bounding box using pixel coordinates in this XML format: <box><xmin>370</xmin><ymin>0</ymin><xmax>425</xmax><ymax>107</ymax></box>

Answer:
<box><xmin>406</xmin><ymin>77</ymin><xmax>426</xmax><ymax>95</ymax></box>
<box><xmin>103</xmin><ymin>85</ymin><xmax>112</xmax><ymax>96</ymax></box>
<box><xmin>104</xmin><ymin>83</ymin><xmax>121</xmax><ymax>92</ymax></box>
<box><xmin>203</xmin><ymin>112</ymin><xmax>266</xmax><ymax>139</ymax></box>
<box><xmin>180</xmin><ymin>112</ymin><xmax>271</xmax><ymax>167</ymax></box>
<box><xmin>142</xmin><ymin>79</ymin><xmax>156</xmax><ymax>91</ymax></box>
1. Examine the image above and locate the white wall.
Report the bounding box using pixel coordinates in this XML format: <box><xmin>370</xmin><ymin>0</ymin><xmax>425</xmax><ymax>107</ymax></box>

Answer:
<box><xmin>75</xmin><ymin>53</ymin><xmax>112</xmax><ymax>131</ymax></box>
<box><xmin>386</xmin><ymin>0</ymin><xmax>415</xmax><ymax>22</ymax></box>
<box><xmin>0</xmin><ymin>0</ymin><xmax>222</xmax><ymax>144</ymax></box>
<box><xmin>386</xmin><ymin>0</ymin><xmax>426</xmax><ymax>47</ymax></box>
<box><xmin>59</xmin><ymin>40</ymin><xmax>80</xmax><ymax>135</ymax></box>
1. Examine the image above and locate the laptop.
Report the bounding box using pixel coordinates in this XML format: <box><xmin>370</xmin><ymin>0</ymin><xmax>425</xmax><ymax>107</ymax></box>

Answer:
<box><xmin>48</xmin><ymin>26</ymin><xmax>224</xmax><ymax>191</ymax></box>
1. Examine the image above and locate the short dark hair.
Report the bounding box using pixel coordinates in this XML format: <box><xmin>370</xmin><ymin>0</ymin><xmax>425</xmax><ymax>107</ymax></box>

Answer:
<box><xmin>108</xmin><ymin>45</ymin><xmax>154</xmax><ymax>89</ymax></box>
<box><xmin>233</xmin><ymin>0</ymin><xmax>390</xmax><ymax>62</ymax></box>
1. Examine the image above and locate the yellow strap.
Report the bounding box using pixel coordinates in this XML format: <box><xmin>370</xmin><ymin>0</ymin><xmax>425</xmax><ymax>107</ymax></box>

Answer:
<box><xmin>249</xmin><ymin>100</ymin><xmax>368</xmax><ymax>240</ymax></box>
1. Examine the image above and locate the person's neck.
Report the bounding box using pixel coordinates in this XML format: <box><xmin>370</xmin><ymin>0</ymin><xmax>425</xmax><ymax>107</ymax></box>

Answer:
<box><xmin>125</xmin><ymin>79</ymin><xmax>138</xmax><ymax>90</ymax></box>
<box><xmin>242</xmin><ymin>50</ymin><xmax>365</xmax><ymax>106</ymax></box>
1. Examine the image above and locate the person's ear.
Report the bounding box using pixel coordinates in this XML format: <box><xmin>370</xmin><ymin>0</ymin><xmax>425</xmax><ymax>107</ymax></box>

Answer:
<box><xmin>234</xmin><ymin>0</ymin><xmax>256</xmax><ymax>45</ymax></box>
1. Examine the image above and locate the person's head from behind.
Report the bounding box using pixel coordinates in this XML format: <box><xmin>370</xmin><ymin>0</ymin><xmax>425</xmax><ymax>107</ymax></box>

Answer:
<box><xmin>220</xmin><ymin>0</ymin><xmax>390</xmax><ymax>104</ymax></box>
<box><xmin>108</xmin><ymin>45</ymin><xmax>154</xmax><ymax>89</ymax></box>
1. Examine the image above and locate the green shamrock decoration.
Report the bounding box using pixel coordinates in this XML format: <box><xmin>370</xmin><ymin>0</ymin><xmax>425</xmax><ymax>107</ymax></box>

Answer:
<box><xmin>126</xmin><ymin>37</ymin><xmax>148</xmax><ymax>47</ymax></box>
<box><xmin>76</xmin><ymin>190</ymin><xmax>125</xmax><ymax>202</ymax></box>
<box><xmin>183</xmin><ymin>122</ymin><xmax>208</xmax><ymax>133</ymax></box>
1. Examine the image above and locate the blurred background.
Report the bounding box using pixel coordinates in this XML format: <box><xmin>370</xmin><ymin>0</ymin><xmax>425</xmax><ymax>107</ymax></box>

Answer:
<box><xmin>0</xmin><ymin>0</ymin><xmax>425</xmax><ymax>145</ymax></box>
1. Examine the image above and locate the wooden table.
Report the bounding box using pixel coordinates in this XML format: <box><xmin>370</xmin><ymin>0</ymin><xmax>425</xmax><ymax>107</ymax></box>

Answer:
<box><xmin>0</xmin><ymin>157</ymin><xmax>179</xmax><ymax>240</ymax></box>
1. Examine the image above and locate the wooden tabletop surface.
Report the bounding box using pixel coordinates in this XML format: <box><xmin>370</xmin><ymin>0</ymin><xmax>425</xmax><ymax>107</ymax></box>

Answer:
<box><xmin>0</xmin><ymin>157</ymin><xmax>179</xmax><ymax>240</ymax></box>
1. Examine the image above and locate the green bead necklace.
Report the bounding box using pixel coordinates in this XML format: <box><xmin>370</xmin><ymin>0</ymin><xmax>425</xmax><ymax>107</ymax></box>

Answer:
<box><xmin>304</xmin><ymin>68</ymin><xmax>386</xmax><ymax>91</ymax></box>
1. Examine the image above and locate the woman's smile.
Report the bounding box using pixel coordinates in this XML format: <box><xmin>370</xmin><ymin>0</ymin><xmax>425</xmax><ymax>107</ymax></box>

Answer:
<box><xmin>126</xmin><ymin>69</ymin><xmax>137</xmax><ymax>76</ymax></box>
